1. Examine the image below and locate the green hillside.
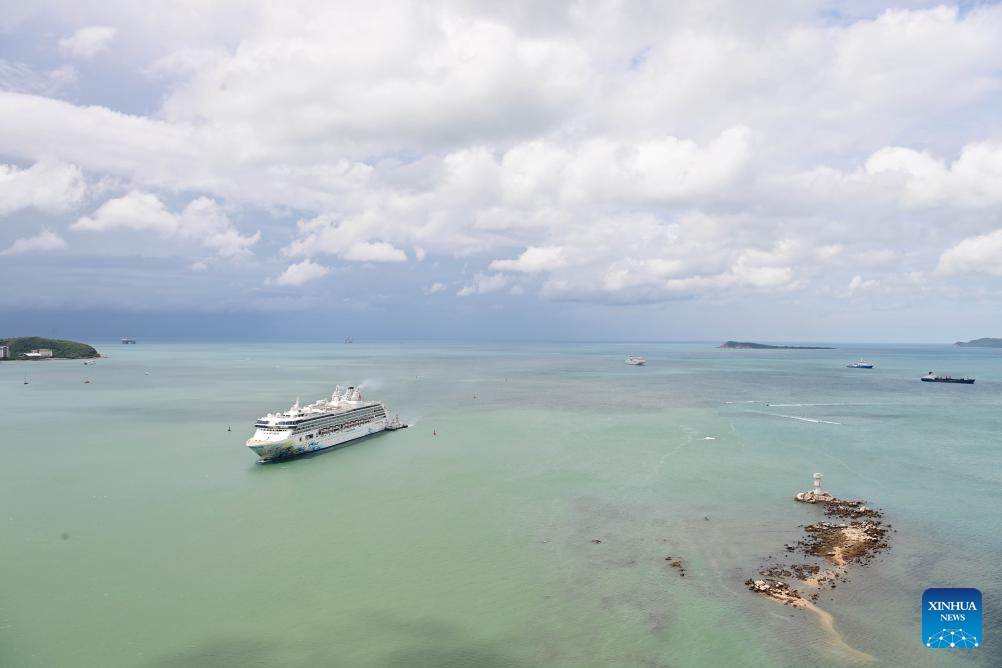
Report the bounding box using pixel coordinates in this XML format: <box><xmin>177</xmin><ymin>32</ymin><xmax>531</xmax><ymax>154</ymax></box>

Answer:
<box><xmin>0</xmin><ymin>337</ymin><xmax>100</xmax><ymax>360</ymax></box>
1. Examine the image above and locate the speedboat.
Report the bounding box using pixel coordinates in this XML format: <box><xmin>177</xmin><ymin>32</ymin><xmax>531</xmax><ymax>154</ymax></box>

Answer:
<box><xmin>625</xmin><ymin>356</ymin><xmax>646</xmax><ymax>366</ymax></box>
<box><xmin>846</xmin><ymin>360</ymin><xmax>874</xmax><ymax>368</ymax></box>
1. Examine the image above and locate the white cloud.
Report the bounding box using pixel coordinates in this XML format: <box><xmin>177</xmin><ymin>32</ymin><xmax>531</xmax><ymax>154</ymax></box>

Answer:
<box><xmin>73</xmin><ymin>191</ymin><xmax>176</xmax><ymax>234</ymax></box>
<box><xmin>0</xmin><ymin>61</ymin><xmax>76</xmax><ymax>96</ymax></box>
<box><xmin>0</xmin><ymin>229</ymin><xmax>67</xmax><ymax>255</ymax></box>
<box><xmin>0</xmin><ymin>92</ymin><xmax>375</xmax><ymax>212</ymax></box>
<box><xmin>490</xmin><ymin>246</ymin><xmax>567</xmax><ymax>273</ymax></box>
<box><xmin>342</xmin><ymin>241</ymin><xmax>406</xmax><ymax>263</ymax></box>
<box><xmin>848</xmin><ymin>275</ymin><xmax>879</xmax><ymax>293</ymax></box>
<box><xmin>840</xmin><ymin>271</ymin><xmax>928</xmax><ymax>300</ymax></box>
<box><xmin>158</xmin><ymin>3</ymin><xmax>591</xmax><ymax>157</ymax></box>
<box><xmin>72</xmin><ymin>192</ymin><xmax>259</xmax><ymax>257</ymax></box>
<box><xmin>427</xmin><ymin>281</ymin><xmax>446</xmax><ymax>294</ymax></box>
<box><xmin>864</xmin><ymin>141</ymin><xmax>1002</xmax><ymax>207</ymax></box>
<box><xmin>271</xmin><ymin>259</ymin><xmax>330</xmax><ymax>286</ymax></box>
<box><xmin>59</xmin><ymin>26</ymin><xmax>117</xmax><ymax>58</ymax></box>
<box><xmin>283</xmin><ymin>213</ymin><xmax>407</xmax><ymax>263</ymax></box>
<box><xmin>557</xmin><ymin>128</ymin><xmax>752</xmax><ymax>203</ymax></box>
<box><xmin>794</xmin><ymin>139</ymin><xmax>1002</xmax><ymax>209</ymax></box>
<box><xmin>0</xmin><ymin>161</ymin><xmax>85</xmax><ymax>216</ymax></box>
<box><xmin>939</xmin><ymin>229</ymin><xmax>1002</xmax><ymax>277</ymax></box>
<box><xmin>2</xmin><ymin>2</ymin><xmax>1002</xmax><ymax>313</ymax></box>
<box><xmin>458</xmin><ymin>273</ymin><xmax>510</xmax><ymax>296</ymax></box>
<box><xmin>604</xmin><ymin>4</ymin><xmax>1002</xmax><ymax>152</ymax></box>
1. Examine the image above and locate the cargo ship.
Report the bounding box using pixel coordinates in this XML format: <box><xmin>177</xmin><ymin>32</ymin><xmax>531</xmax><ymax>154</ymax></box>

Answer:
<box><xmin>921</xmin><ymin>373</ymin><xmax>974</xmax><ymax>384</ymax></box>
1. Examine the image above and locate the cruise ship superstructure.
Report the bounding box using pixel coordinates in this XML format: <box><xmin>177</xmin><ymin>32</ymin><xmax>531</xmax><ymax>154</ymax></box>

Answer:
<box><xmin>246</xmin><ymin>385</ymin><xmax>389</xmax><ymax>462</ymax></box>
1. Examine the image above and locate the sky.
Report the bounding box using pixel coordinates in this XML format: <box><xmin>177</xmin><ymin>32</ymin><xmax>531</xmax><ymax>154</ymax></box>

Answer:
<box><xmin>2</xmin><ymin>1</ymin><xmax>1002</xmax><ymax>342</ymax></box>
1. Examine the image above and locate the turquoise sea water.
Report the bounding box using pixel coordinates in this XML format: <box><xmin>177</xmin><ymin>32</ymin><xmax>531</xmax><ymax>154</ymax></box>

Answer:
<box><xmin>1</xmin><ymin>342</ymin><xmax>999</xmax><ymax>667</ymax></box>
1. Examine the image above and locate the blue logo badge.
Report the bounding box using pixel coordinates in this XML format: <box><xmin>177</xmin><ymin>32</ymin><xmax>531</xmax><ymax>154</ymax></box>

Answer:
<box><xmin>923</xmin><ymin>588</ymin><xmax>981</xmax><ymax>648</ymax></box>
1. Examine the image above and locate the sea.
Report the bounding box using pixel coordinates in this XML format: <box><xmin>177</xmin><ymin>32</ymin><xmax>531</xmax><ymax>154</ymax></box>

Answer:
<box><xmin>1</xmin><ymin>342</ymin><xmax>999</xmax><ymax>668</ymax></box>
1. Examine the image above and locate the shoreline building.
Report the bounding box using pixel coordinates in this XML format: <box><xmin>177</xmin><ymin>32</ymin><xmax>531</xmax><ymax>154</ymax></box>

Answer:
<box><xmin>24</xmin><ymin>348</ymin><xmax>53</xmax><ymax>359</ymax></box>
<box><xmin>0</xmin><ymin>345</ymin><xmax>9</xmax><ymax>359</ymax></box>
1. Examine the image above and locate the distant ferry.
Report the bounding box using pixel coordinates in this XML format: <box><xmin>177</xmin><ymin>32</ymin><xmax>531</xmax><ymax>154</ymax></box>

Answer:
<box><xmin>246</xmin><ymin>386</ymin><xmax>391</xmax><ymax>462</ymax></box>
<box><xmin>921</xmin><ymin>372</ymin><xmax>974</xmax><ymax>384</ymax></box>
<box><xmin>625</xmin><ymin>356</ymin><xmax>646</xmax><ymax>366</ymax></box>
<box><xmin>846</xmin><ymin>360</ymin><xmax>874</xmax><ymax>368</ymax></box>
<box><xmin>121</xmin><ymin>337</ymin><xmax>137</xmax><ymax>344</ymax></box>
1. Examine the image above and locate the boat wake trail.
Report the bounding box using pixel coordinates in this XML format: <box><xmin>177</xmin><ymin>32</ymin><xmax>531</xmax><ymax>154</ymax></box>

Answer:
<box><xmin>749</xmin><ymin>410</ymin><xmax>842</xmax><ymax>425</ymax></box>
<box><xmin>765</xmin><ymin>402</ymin><xmax>885</xmax><ymax>408</ymax></box>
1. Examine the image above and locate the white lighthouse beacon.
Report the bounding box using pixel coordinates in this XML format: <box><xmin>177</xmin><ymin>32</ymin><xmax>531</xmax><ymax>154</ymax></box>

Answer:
<box><xmin>795</xmin><ymin>471</ymin><xmax>828</xmax><ymax>502</ymax></box>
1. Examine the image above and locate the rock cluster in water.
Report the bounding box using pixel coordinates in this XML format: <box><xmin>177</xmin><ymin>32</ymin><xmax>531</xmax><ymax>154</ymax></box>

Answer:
<box><xmin>744</xmin><ymin>578</ymin><xmax>806</xmax><ymax>607</ymax></box>
<box><xmin>665</xmin><ymin>556</ymin><xmax>687</xmax><ymax>576</ymax></box>
<box><xmin>746</xmin><ymin>494</ymin><xmax>890</xmax><ymax>607</ymax></box>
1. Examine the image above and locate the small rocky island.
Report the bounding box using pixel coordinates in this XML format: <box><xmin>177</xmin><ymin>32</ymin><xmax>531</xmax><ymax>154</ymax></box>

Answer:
<box><xmin>720</xmin><ymin>341</ymin><xmax>835</xmax><ymax>350</ymax></box>
<box><xmin>0</xmin><ymin>336</ymin><xmax>100</xmax><ymax>360</ymax></box>
<box><xmin>954</xmin><ymin>337</ymin><xmax>1002</xmax><ymax>348</ymax></box>
<box><xmin>746</xmin><ymin>474</ymin><xmax>889</xmax><ymax>610</ymax></box>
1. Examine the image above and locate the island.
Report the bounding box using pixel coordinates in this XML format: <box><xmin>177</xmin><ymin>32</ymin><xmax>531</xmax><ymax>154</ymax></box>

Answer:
<box><xmin>954</xmin><ymin>338</ymin><xmax>1002</xmax><ymax>348</ymax></box>
<box><xmin>0</xmin><ymin>336</ymin><xmax>100</xmax><ymax>360</ymax></box>
<box><xmin>719</xmin><ymin>341</ymin><xmax>835</xmax><ymax>350</ymax></box>
<box><xmin>744</xmin><ymin>475</ymin><xmax>890</xmax><ymax>663</ymax></box>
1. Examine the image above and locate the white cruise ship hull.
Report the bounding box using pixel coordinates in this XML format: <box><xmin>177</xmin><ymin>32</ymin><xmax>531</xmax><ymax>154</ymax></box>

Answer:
<box><xmin>247</xmin><ymin>418</ymin><xmax>389</xmax><ymax>462</ymax></box>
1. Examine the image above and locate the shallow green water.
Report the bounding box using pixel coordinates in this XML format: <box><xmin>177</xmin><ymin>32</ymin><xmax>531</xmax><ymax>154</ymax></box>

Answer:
<box><xmin>1</xmin><ymin>342</ymin><xmax>999</xmax><ymax>667</ymax></box>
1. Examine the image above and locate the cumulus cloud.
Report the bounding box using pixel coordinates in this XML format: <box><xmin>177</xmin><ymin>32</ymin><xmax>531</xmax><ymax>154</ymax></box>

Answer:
<box><xmin>939</xmin><ymin>229</ymin><xmax>1002</xmax><ymax>277</ymax></box>
<box><xmin>72</xmin><ymin>192</ymin><xmax>259</xmax><ymax>257</ymax></box>
<box><xmin>342</xmin><ymin>241</ymin><xmax>407</xmax><ymax>263</ymax></box>
<box><xmin>864</xmin><ymin>141</ymin><xmax>1002</xmax><ymax>207</ymax></box>
<box><xmin>158</xmin><ymin>2</ymin><xmax>590</xmax><ymax>156</ymax></box>
<box><xmin>840</xmin><ymin>271</ymin><xmax>929</xmax><ymax>301</ymax></box>
<box><xmin>59</xmin><ymin>26</ymin><xmax>117</xmax><ymax>58</ymax></box>
<box><xmin>2</xmin><ymin>2</ymin><xmax>1002</xmax><ymax>313</ymax></box>
<box><xmin>277</xmin><ymin>125</ymin><xmax>752</xmax><ymax>290</ymax></box>
<box><xmin>458</xmin><ymin>273</ymin><xmax>510</xmax><ymax>296</ymax></box>
<box><xmin>0</xmin><ymin>92</ymin><xmax>375</xmax><ymax>212</ymax></box>
<box><xmin>271</xmin><ymin>259</ymin><xmax>330</xmax><ymax>286</ymax></box>
<box><xmin>490</xmin><ymin>246</ymin><xmax>567</xmax><ymax>273</ymax></box>
<box><xmin>0</xmin><ymin>161</ymin><xmax>85</xmax><ymax>216</ymax></box>
<box><xmin>0</xmin><ymin>229</ymin><xmax>67</xmax><ymax>255</ymax></box>
<box><xmin>283</xmin><ymin>213</ymin><xmax>407</xmax><ymax>263</ymax></box>
<box><xmin>794</xmin><ymin>139</ymin><xmax>1002</xmax><ymax>209</ymax></box>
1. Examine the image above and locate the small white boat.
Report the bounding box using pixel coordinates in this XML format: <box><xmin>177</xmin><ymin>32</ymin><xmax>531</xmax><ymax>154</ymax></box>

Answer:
<box><xmin>625</xmin><ymin>356</ymin><xmax>646</xmax><ymax>366</ymax></box>
<box><xmin>846</xmin><ymin>360</ymin><xmax>874</xmax><ymax>369</ymax></box>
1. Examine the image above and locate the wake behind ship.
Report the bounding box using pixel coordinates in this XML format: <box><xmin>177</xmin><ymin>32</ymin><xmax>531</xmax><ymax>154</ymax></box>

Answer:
<box><xmin>246</xmin><ymin>385</ymin><xmax>390</xmax><ymax>462</ymax></box>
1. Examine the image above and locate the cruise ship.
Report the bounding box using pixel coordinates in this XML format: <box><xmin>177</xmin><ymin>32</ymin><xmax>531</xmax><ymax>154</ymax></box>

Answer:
<box><xmin>246</xmin><ymin>385</ymin><xmax>390</xmax><ymax>462</ymax></box>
